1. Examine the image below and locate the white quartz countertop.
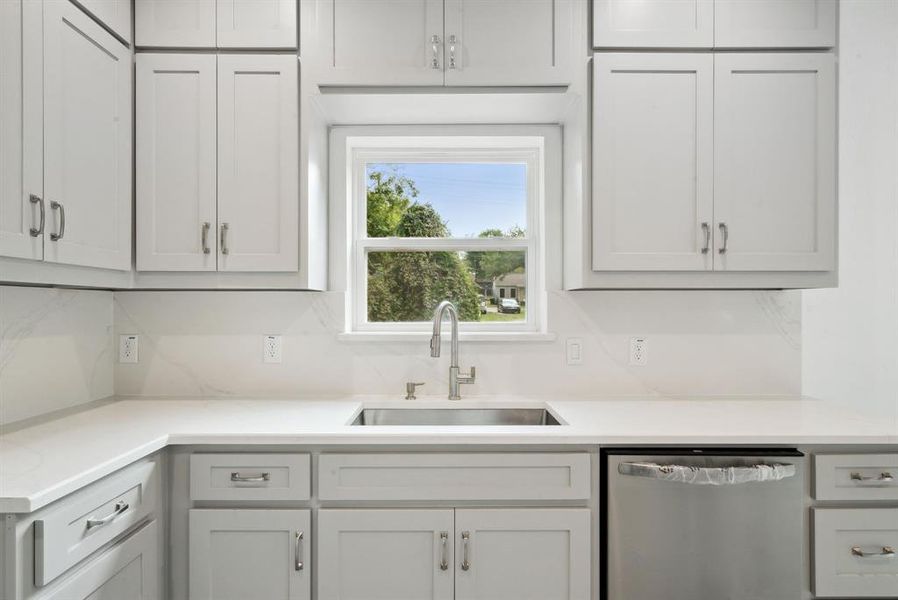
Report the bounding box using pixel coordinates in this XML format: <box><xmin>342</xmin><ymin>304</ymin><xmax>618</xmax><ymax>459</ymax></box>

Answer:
<box><xmin>1</xmin><ymin>396</ymin><xmax>895</xmax><ymax>513</ymax></box>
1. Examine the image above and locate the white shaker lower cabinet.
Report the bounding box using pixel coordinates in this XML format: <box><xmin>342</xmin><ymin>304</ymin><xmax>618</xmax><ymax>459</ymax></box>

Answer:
<box><xmin>454</xmin><ymin>509</ymin><xmax>590</xmax><ymax>600</ymax></box>
<box><xmin>714</xmin><ymin>53</ymin><xmax>835</xmax><ymax>272</ymax></box>
<box><xmin>714</xmin><ymin>0</ymin><xmax>837</xmax><ymax>48</ymax></box>
<box><xmin>135</xmin><ymin>0</ymin><xmax>217</xmax><ymax>48</ymax></box>
<box><xmin>592</xmin><ymin>0</ymin><xmax>714</xmax><ymax>48</ymax></box>
<box><xmin>42</xmin><ymin>0</ymin><xmax>132</xmax><ymax>271</ymax></box>
<box><xmin>217</xmin><ymin>54</ymin><xmax>299</xmax><ymax>272</ymax></box>
<box><xmin>189</xmin><ymin>509</ymin><xmax>311</xmax><ymax>600</ymax></box>
<box><xmin>216</xmin><ymin>0</ymin><xmax>297</xmax><ymax>49</ymax></box>
<box><xmin>592</xmin><ymin>53</ymin><xmax>714</xmax><ymax>271</ymax></box>
<box><xmin>317</xmin><ymin>509</ymin><xmax>455</xmax><ymax>600</ymax></box>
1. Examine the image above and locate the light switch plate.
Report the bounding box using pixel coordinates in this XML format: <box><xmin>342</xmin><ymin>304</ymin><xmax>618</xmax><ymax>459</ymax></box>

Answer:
<box><xmin>566</xmin><ymin>338</ymin><xmax>583</xmax><ymax>365</ymax></box>
<box><xmin>263</xmin><ymin>335</ymin><xmax>282</xmax><ymax>363</ymax></box>
<box><xmin>119</xmin><ymin>334</ymin><xmax>138</xmax><ymax>363</ymax></box>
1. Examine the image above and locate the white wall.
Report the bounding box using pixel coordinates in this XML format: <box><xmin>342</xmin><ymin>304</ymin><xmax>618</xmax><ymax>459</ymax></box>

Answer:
<box><xmin>802</xmin><ymin>0</ymin><xmax>898</xmax><ymax>421</ymax></box>
<box><xmin>114</xmin><ymin>289</ymin><xmax>800</xmax><ymax>398</ymax></box>
<box><xmin>0</xmin><ymin>286</ymin><xmax>114</xmax><ymax>426</ymax></box>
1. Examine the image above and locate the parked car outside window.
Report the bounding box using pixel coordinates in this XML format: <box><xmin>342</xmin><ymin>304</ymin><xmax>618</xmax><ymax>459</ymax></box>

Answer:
<box><xmin>498</xmin><ymin>298</ymin><xmax>521</xmax><ymax>314</ymax></box>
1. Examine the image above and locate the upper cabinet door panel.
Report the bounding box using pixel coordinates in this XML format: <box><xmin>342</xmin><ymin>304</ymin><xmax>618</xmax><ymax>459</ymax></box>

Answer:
<box><xmin>715</xmin><ymin>0</ymin><xmax>836</xmax><ymax>48</ymax></box>
<box><xmin>217</xmin><ymin>55</ymin><xmax>299</xmax><ymax>272</ymax></box>
<box><xmin>136</xmin><ymin>54</ymin><xmax>217</xmax><ymax>272</ymax></box>
<box><xmin>443</xmin><ymin>0</ymin><xmax>573</xmax><ymax>86</ymax></box>
<box><xmin>307</xmin><ymin>0</ymin><xmax>445</xmax><ymax>86</ymax></box>
<box><xmin>73</xmin><ymin>0</ymin><xmax>132</xmax><ymax>43</ymax></box>
<box><xmin>593</xmin><ymin>0</ymin><xmax>714</xmax><ymax>48</ymax></box>
<box><xmin>593</xmin><ymin>53</ymin><xmax>714</xmax><ymax>271</ymax></box>
<box><xmin>135</xmin><ymin>0</ymin><xmax>216</xmax><ymax>48</ymax></box>
<box><xmin>217</xmin><ymin>0</ymin><xmax>297</xmax><ymax>48</ymax></box>
<box><xmin>714</xmin><ymin>53</ymin><xmax>835</xmax><ymax>272</ymax></box>
<box><xmin>43</xmin><ymin>0</ymin><xmax>132</xmax><ymax>271</ymax></box>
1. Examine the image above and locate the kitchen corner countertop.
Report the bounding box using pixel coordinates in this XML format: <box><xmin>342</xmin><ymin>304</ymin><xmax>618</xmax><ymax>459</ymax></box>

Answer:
<box><xmin>1</xmin><ymin>396</ymin><xmax>896</xmax><ymax>513</ymax></box>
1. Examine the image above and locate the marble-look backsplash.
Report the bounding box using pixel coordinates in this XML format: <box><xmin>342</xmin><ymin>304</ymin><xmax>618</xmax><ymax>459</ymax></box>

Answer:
<box><xmin>0</xmin><ymin>286</ymin><xmax>114</xmax><ymax>426</ymax></box>
<box><xmin>114</xmin><ymin>290</ymin><xmax>801</xmax><ymax>398</ymax></box>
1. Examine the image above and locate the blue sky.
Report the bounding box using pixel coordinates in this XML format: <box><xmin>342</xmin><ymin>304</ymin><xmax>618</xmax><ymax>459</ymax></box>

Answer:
<box><xmin>367</xmin><ymin>163</ymin><xmax>527</xmax><ymax>237</ymax></box>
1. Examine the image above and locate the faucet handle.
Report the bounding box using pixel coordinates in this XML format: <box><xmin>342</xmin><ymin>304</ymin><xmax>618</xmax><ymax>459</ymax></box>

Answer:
<box><xmin>457</xmin><ymin>366</ymin><xmax>476</xmax><ymax>385</ymax></box>
<box><xmin>405</xmin><ymin>381</ymin><xmax>425</xmax><ymax>400</ymax></box>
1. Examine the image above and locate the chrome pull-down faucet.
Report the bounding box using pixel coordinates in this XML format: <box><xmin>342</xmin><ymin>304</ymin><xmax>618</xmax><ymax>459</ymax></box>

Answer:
<box><xmin>430</xmin><ymin>300</ymin><xmax>476</xmax><ymax>400</ymax></box>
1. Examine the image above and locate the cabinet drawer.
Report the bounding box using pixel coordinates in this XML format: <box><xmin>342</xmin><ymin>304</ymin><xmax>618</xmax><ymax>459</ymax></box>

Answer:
<box><xmin>815</xmin><ymin>454</ymin><xmax>898</xmax><ymax>501</ymax></box>
<box><xmin>190</xmin><ymin>453</ymin><xmax>311</xmax><ymax>501</ymax></box>
<box><xmin>318</xmin><ymin>453</ymin><xmax>591</xmax><ymax>501</ymax></box>
<box><xmin>814</xmin><ymin>508</ymin><xmax>898</xmax><ymax>598</ymax></box>
<box><xmin>34</xmin><ymin>460</ymin><xmax>159</xmax><ymax>586</ymax></box>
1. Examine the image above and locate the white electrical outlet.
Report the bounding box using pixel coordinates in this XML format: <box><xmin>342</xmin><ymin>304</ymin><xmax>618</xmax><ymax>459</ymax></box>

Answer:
<box><xmin>566</xmin><ymin>338</ymin><xmax>583</xmax><ymax>365</ymax></box>
<box><xmin>629</xmin><ymin>337</ymin><xmax>647</xmax><ymax>366</ymax></box>
<box><xmin>263</xmin><ymin>335</ymin><xmax>282</xmax><ymax>363</ymax></box>
<box><xmin>119</xmin><ymin>334</ymin><xmax>138</xmax><ymax>363</ymax></box>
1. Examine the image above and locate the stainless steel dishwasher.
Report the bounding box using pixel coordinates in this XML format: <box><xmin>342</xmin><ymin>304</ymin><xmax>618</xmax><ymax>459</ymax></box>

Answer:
<box><xmin>602</xmin><ymin>448</ymin><xmax>805</xmax><ymax>600</ymax></box>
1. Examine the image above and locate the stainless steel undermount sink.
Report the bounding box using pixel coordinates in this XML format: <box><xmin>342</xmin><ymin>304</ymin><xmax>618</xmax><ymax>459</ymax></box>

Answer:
<box><xmin>350</xmin><ymin>407</ymin><xmax>562</xmax><ymax>426</ymax></box>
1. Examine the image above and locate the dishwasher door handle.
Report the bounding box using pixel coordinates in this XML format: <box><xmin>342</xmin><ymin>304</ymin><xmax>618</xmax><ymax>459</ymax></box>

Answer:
<box><xmin>618</xmin><ymin>461</ymin><xmax>797</xmax><ymax>485</ymax></box>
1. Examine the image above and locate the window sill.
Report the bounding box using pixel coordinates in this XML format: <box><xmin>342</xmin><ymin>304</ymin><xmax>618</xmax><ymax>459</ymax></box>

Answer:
<box><xmin>336</xmin><ymin>331</ymin><xmax>557</xmax><ymax>343</ymax></box>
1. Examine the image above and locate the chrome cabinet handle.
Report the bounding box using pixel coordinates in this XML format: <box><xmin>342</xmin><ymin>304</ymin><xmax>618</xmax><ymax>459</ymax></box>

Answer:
<box><xmin>29</xmin><ymin>194</ymin><xmax>44</xmax><ymax>237</ymax></box>
<box><xmin>439</xmin><ymin>531</ymin><xmax>449</xmax><ymax>571</ymax></box>
<box><xmin>295</xmin><ymin>531</ymin><xmax>304</xmax><ymax>570</ymax></box>
<box><xmin>86</xmin><ymin>501</ymin><xmax>129</xmax><ymax>529</ymax></box>
<box><xmin>461</xmin><ymin>531</ymin><xmax>471</xmax><ymax>571</ymax></box>
<box><xmin>700</xmin><ymin>222</ymin><xmax>710</xmax><ymax>254</ymax></box>
<box><xmin>50</xmin><ymin>200</ymin><xmax>65</xmax><ymax>241</ymax></box>
<box><xmin>220</xmin><ymin>222</ymin><xmax>229</xmax><ymax>255</ymax></box>
<box><xmin>201</xmin><ymin>221</ymin><xmax>211</xmax><ymax>254</ymax></box>
<box><xmin>230</xmin><ymin>472</ymin><xmax>270</xmax><ymax>482</ymax></box>
<box><xmin>448</xmin><ymin>35</ymin><xmax>457</xmax><ymax>69</ymax></box>
<box><xmin>717</xmin><ymin>222</ymin><xmax>728</xmax><ymax>254</ymax></box>
<box><xmin>430</xmin><ymin>34</ymin><xmax>441</xmax><ymax>69</ymax></box>
<box><xmin>851</xmin><ymin>472</ymin><xmax>894</xmax><ymax>483</ymax></box>
<box><xmin>851</xmin><ymin>545</ymin><xmax>895</xmax><ymax>558</ymax></box>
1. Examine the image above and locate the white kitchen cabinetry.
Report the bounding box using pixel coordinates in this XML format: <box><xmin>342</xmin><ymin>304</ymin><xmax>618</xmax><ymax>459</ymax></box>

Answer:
<box><xmin>189</xmin><ymin>509</ymin><xmax>311</xmax><ymax>600</ymax></box>
<box><xmin>317</xmin><ymin>509</ymin><xmax>455</xmax><ymax>600</ymax></box>
<box><xmin>455</xmin><ymin>509</ymin><xmax>590</xmax><ymax>600</ymax></box>
<box><xmin>135</xmin><ymin>0</ymin><xmax>296</xmax><ymax>48</ymax></box>
<box><xmin>715</xmin><ymin>0</ymin><xmax>836</xmax><ymax>48</ymax></box>
<box><xmin>305</xmin><ymin>0</ymin><xmax>572</xmax><ymax>86</ymax></box>
<box><xmin>592</xmin><ymin>53</ymin><xmax>713</xmax><ymax>271</ymax></box>
<box><xmin>42</xmin><ymin>0</ymin><xmax>132</xmax><ymax>271</ymax></box>
<box><xmin>73</xmin><ymin>0</ymin><xmax>132</xmax><ymax>43</ymax></box>
<box><xmin>593</xmin><ymin>0</ymin><xmax>714</xmax><ymax>48</ymax></box>
<box><xmin>714</xmin><ymin>53</ymin><xmax>835</xmax><ymax>272</ymax></box>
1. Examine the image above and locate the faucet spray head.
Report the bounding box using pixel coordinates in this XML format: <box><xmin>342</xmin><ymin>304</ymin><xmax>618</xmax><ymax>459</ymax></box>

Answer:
<box><xmin>430</xmin><ymin>334</ymin><xmax>441</xmax><ymax>357</ymax></box>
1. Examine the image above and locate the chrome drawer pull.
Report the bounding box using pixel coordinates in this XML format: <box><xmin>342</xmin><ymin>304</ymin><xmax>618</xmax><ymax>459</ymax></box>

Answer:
<box><xmin>230</xmin><ymin>472</ymin><xmax>270</xmax><ymax>483</ymax></box>
<box><xmin>86</xmin><ymin>501</ymin><xmax>129</xmax><ymax>529</ymax></box>
<box><xmin>30</xmin><ymin>194</ymin><xmax>44</xmax><ymax>236</ymax></box>
<box><xmin>461</xmin><ymin>531</ymin><xmax>471</xmax><ymax>571</ymax></box>
<box><xmin>220</xmin><ymin>222</ymin><xmax>229</xmax><ymax>255</ymax></box>
<box><xmin>295</xmin><ymin>531</ymin><xmax>304</xmax><ymax>571</ymax></box>
<box><xmin>448</xmin><ymin>34</ymin><xmax>458</xmax><ymax>69</ymax></box>
<box><xmin>201</xmin><ymin>221</ymin><xmax>211</xmax><ymax>254</ymax></box>
<box><xmin>439</xmin><ymin>531</ymin><xmax>449</xmax><ymax>571</ymax></box>
<box><xmin>850</xmin><ymin>471</ymin><xmax>894</xmax><ymax>483</ymax></box>
<box><xmin>717</xmin><ymin>222</ymin><xmax>728</xmax><ymax>254</ymax></box>
<box><xmin>430</xmin><ymin>34</ymin><xmax>441</xmax><ymax>69</ymax></box>
<box><xmin>851</xmin><ymin>545</ymin><xmax>895</xmax><ymax>558</ymax></box>
<box><xmin>50</xmin><ymin>200</ymin><xmax>65</xmax><ymax>241</ymax></box>
<box><xmin>700</xmin><ymin>222</ymin><xmax>710</xmax><ymax>254</ymax></box>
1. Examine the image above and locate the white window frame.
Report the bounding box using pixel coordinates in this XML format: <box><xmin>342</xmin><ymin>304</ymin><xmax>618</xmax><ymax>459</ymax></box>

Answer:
<box><xmin>331</xmin><ymin>127</ymin><xmax>556</xmax><ymax>336</ymax></box>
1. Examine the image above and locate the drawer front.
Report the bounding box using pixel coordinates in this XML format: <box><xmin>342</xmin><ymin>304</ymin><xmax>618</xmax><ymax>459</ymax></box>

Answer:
<box><xmin>815</xmin><ymin>454</ymin><xmax>898</xmax><ymax>501</ymax></box>
<box><xmin>35</xmin><ymin>460</ymin><xmax>159</xmax><ymax>586</ymax></box>
<box><xmin>814</xmin><ymin>508</ymin><xmax>898</xmax><ymax>598</ymax></box>
<box><xmin>190</xmin><ymin>453</ymin><xmax>311</xmax><ymax>501</ymax></box>
<box><xmin>318</xmin><ymin>453</ymin><xmax>591</xmax><ymax>501</ymax></box>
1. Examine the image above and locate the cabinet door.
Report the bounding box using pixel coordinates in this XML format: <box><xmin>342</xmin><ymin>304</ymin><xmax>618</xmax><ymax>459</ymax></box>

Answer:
<box><xmin>135</xmin><ymin>0</ymin><xmax>216</xmax><ymax>48</ymax></box>
<box><xmin>454</xmin><ymin>509</ymin><xmax>590</xmax><ymax>600</ymax></box>
<box><xmin>592</xmin><ymin>53</ymin><xmax>714</xmax><ymax>271</ymax></box>
<box><xmin>217</xmin><ymin>0</ymin><xmax>297</xmax><ymax>48</ymax></box>
<box><xmin>43</xmin><ymin>0</ymin><xmax>132</xmax><ymax>271</ymax></box>
<box><xmin>714</xmin><ymin>53</ymin><xmax>835</xmax><ymax>271</ymax></box>
<box><xmin>443</xmin><ymin>0</ymin><xmax>573</xmax><ymax>86</ymax></box>
<box><xmin>317</xmin><ymin>509</ymin><xmax>454</xmax><ymax>600</ymax></box>
<box><xmin>73</xmin><ymin>0</ymin><xmax>132</xmax><ymax>43</ymax></box>
<box><xmin>715</xmin><ymin>0</ymin><xmax>836</xmax><ymax>48</ymax></box>
<box><xmin>308</xmin><ymin>0</ymin><xmax>444</xmax><ymax>86</ymax></box>
<box><xmin>189</xmin><ymin>509</ymin><xmax>310</xmax><ymax>600</ymax></box>
<box><xmin>136</xmin><ymin>54</ymin><xmax>217</xmax><ymax>271</ymax></box>
<box><xmin>217</xmin><ymin>54</ymin><xmax>298</xmax><ymax>272</ymax></box>
<box><xmin>593</xmin><ymin>0</ymin><xmax>714</xmax><ymax>48</ymax></box>
<box><xmin>0</xmin><ymin>0</ymin><xmax>42</xmax><ymax>261</ymax></box>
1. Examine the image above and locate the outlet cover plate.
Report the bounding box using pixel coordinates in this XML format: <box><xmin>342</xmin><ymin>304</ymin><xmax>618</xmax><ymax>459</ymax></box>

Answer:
<box><xmin>263</xmin><ymin>335</ymin><xmax>282</xmax><ymax>363</ymax></box>
<box><xmin>629</xmin><ymin>337</ymin><xmax>647</xmax><ymax>366</ymax></box>
<box><xmin>119</xmin><ymin>334</ymin><xmax>138</xmax><ymax>363</ymax></box>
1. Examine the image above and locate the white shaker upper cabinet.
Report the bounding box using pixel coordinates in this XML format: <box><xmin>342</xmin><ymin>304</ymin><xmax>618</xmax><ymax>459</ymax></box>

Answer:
<box><xmin>454</xmin><ymin>509</ymin><xmax>591</xmax><ymax>600</ymax></box>
<box><xmin>217</xmin><ymin>54</ymin><xmax>299</xmax><ymax>272</ymax></box>
<box><xmin>135</xmin><ymin>0</ymin><xmax>217</xmax><ymax>48</ymax></box>
<box><xmin>73</xmin><ymin>0</ymin><xmax>132</xmax><ymax>43</ymax></box>
<box><xmin>136</xmin><ymin>54</ymin><xmax>217</xmax><ymax>271</ymax></box>
<box><xmin>714</xmin><ymin>53</ymin><xmax>835</xmax><ymax>272</ymax></box>
<box><xmin>217</xmin><ymin>0</ymin><xmax>297</xmax><ymax>48</ymax></box>
<box><xmin>592</xmin><ymin>53</ymin><xmax>714</xmax><ymax>271</ymax></box>
<box><xmin>307</xmin><ymin>0</ymin><xmax>445</xmax><ymax>86</ymax></box>
<box><xmin>0</xmin><ymin>0</ymin><xmax>42</xmax><ymax>261</ymax></box>
<box><xmin>593</xmin><ymin>0</ymin><xmax>714</xmax><ymax>48</ymax></box>
<box><xmin>715</xmin><ymin>0</ymin><xmax>836</xmax><ymax>48</ymax></box>
<box><xmin>42</xmin><ymin>0</ymin><xmax>132</xmax><ymax>271</ymax></box>
<box><xmin>443</xmin><ymin>0</ymin><xmax>573</xmax><ymax>86</ymax></box>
